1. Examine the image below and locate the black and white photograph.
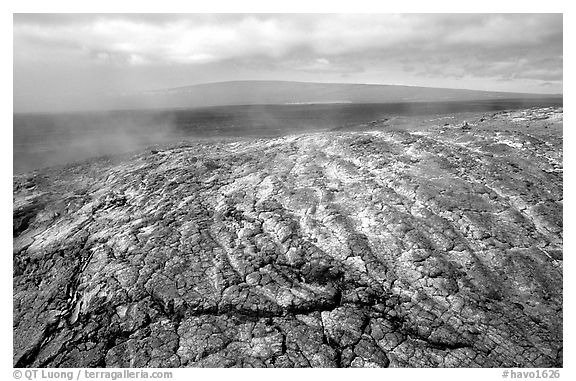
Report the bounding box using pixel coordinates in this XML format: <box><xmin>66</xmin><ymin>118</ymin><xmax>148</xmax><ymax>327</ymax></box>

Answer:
<box><xmin>11</xmin><ymin>8</ymin><xmax>564</xmax><ymax>373</ymax></box>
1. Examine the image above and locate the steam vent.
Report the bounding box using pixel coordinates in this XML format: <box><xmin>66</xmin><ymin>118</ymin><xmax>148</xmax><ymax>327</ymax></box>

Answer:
<box><xmin>13</xmin><ymin>108</ymin><xmax>563</xmax><ymax>368</ymax></box>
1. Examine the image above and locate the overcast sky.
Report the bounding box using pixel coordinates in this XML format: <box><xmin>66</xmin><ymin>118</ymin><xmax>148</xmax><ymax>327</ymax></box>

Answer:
<box><xmin>13</xmin><ymin>13</ymin><xmax>562</xmax><ymax>112</ymax></box>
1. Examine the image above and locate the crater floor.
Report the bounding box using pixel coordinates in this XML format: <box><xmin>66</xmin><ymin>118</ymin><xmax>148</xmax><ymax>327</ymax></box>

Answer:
<box><xmin>13</xmin><ymin>107</ymin><xmax>563</xmax><ymax>368</ymax></box>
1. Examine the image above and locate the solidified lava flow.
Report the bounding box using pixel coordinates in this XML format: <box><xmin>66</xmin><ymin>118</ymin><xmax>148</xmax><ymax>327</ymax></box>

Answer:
<box><xmin>13</xmin><ymin>107</ymin><xmax>563</xmax><ymax>367</ymax></box>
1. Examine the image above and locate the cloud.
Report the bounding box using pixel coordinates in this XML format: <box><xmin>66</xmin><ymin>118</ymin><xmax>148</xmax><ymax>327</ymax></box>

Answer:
<box><xmin>14</xmin><ymin>14</ymin><xmax>562</xmax><ymax>66</ymax></box>
<box><xmin>15</xmin><ymin>14</ymin><xmax>308</xmax><ymax>65</ymax></box>
<box><xmin>412</xmin><ymin>54</ymin><xmax>563</xmax><ymax>83</ymax></box>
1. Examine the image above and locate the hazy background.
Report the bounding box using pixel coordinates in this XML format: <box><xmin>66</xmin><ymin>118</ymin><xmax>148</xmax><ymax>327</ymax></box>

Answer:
<box><xmin>14</xmin><ymin>13</ymin><xmax>562</xmax><ymax>113</ymax></box>
<box><xmin>12</xmin><ymin>13</ymin><xmax>563</xmax><ymax>174</ymax></box>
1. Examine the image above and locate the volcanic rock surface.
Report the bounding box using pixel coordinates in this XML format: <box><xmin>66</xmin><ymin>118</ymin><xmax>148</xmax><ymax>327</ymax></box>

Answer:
<box><xmin>13</xmin><ymin>107</ymin><xmax>563</xmax><ymax>368</ymax></box>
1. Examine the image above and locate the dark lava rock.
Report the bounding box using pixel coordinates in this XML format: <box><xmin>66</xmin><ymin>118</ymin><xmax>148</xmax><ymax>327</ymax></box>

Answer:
<box><xmin>13</xmin><ymin>107</ymin><xmax>563</xmax><ymax>368</ymax></box>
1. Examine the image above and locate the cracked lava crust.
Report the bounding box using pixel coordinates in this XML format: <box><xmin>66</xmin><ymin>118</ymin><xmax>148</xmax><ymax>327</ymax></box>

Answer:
<box><xmin>13</xmin><ymin>108</ymin><xmax>563</xmax><ymax>368</ymax></box>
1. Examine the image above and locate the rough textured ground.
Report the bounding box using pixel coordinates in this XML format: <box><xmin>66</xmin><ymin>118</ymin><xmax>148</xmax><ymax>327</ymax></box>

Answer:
<box><xmin>13</xmin><ymin>107</ymin><xmax>563</xmax><ymax>368</ymax></box>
